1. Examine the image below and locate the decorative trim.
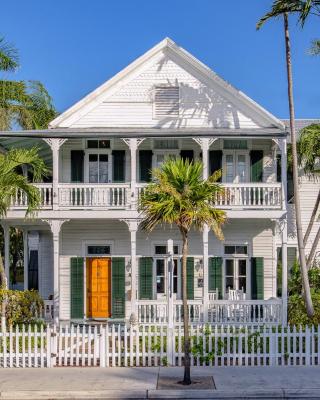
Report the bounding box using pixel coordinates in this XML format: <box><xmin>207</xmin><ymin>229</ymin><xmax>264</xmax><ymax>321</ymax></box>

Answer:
<box><xmin>192</xmin><ymin>137</ymin><xmax>217</xmax><ymax>149</ymax></box>
<box><xmin>42</xmin><ymin>219</ymin><xmax>69</xmax><ymax>235</ymax></box>
<box><xmin>120</xmin><ymin>219</ymin><xmax>141</xmax><ymax>232</ymax></box>
<box><xmin>122</xmin><ymin>138</ymin><xmax>145</xmax><ymax>149</ymax></box>
<box><xmin>43</xmin><ymin>138</ymin><xmax>68</xmax><ymax>150</ymax></box>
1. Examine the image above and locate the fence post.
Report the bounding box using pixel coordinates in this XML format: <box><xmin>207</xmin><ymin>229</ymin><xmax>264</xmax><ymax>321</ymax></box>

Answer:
<box><xmin>305</xmin><ymin>326</ymin><xmax>310</xmax><ymax>366</ymax></box>
<box><xmin>50</xmin><ymin>325</ymin><xmax>57</xmax><ymax>367</ymax></box>
<box><xmin>100</xmin><ymin>325</ymin><xmax>106</xmax><ymax>367</ymax></box>
<box><xmin>46</xmin><ymin>325</ymin><xmax>51</xmax><ymax>367</ymax></box>
<box><xmin>269</xmin><ymin>328</ymin><xmax>277</xmax><ymax>366</ymax></box>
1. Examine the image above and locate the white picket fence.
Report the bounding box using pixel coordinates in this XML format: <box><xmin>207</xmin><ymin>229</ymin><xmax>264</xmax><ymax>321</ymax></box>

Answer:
<box><xmin>1</xmin><ymin>324</ymin><xmax>320</xmax><ymax>368</ymax></box>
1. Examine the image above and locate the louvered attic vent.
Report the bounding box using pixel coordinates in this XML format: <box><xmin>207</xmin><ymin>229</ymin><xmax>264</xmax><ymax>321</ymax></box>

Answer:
<box><xmin>153</xmin><ymin>86</ymin><xmax>179</xmax><ymax>118</ymax></box>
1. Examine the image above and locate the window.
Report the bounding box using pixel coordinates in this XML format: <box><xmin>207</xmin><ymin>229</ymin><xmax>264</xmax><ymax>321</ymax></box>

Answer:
<box><xmin>156</xmin><ymin>259</ymin><xmax>165</xmax><ymax>294</ymax></box>
<box><xmin>87</xmin><ymin>245</ymin><xmax>111</xmax><ymax>255</ymax></box>
<box><xmin>89</xmin><ymin>154</ymin><xmax>109</xmax><ymax>183</ymax></box>
<box><xmin>173</xmin><ymin>259</ymin><xmax>179</xmax><ymax>294</ymax></box>
<box><xmin>224</xmin><ymin>152</ymin><xmax>248</xmax><ymax>183</ymax></box>
<box><xmin>224</xmin><ymin>245</ymin><xmax>248</xmax><ymax>255</ymax></box>
<box><xmin>153</xmin><ymin>86</ymin><xmax>179</xmax><ymax>118</ymax></box>
<box><xmin>224</xmin><ymin>140</ymin><xmax>247</xmax><ymax>150</ymax></box>
<box><xmin>155</xmin><ymin>245</ymin><xmax>179</xmax><ymax>255</ymax></box>
<box><xmin>225</xmin><ymin>258</ymin><xmax>248</xmax><ymax>294</ymax></box>
<box><xmin>87</xmin><ymin>140</ymin><xmax>110</xmax><ymax>149</ymax></box>
<box><xmin>154</xmin><ymin>139</ymin><xmax>179</xmax><ymax>149</ymax></box>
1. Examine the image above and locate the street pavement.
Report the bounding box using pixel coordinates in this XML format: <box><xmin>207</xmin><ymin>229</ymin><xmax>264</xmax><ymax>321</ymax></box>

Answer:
<box><xmin>0</xmin><ymin>366</ymin><xmax>319</xmax><ymax>399</ymax></box>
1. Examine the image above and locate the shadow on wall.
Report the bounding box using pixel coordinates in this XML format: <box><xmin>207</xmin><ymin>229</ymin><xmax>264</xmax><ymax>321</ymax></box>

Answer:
<box><xmin>151</xmin><ymin>54</ymin><xmax>263</xmax><ymax>129</ymax></box>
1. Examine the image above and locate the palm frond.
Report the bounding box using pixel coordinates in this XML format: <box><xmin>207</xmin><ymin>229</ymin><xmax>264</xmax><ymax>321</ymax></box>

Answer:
<box><xmin>298</xmin><ymin>124</ymin><xmax>320</xmax><ymax>175</ymax></box>
<box><xmin>257</xmin><ymin>0</ymin><xmax>320</xmax><ymax>30</ymax></box>
<box><xmin>0</xmin><ymin>37</ymin><xmax>19</xmax><ymax>72</ymax></box>
<box><xmin>139</xmin><ymin>157</ymin><xmax>226</xmax><ymax>239</ymax></box>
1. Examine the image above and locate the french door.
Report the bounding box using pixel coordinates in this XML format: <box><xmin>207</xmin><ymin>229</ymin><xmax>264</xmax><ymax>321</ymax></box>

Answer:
<box><xmin>85</xmin><ymin>151</ymin><xmax>111</xmax><ymax>183</ymax></box>
<box><xmin>223</xmin><ymin>152</ymin><xmax>248</xmax><ymax>183</ymax></box>
<box><xmin>224</xmin><ymin>258</ymin><xmax>248</xmax><ymax>297</ymax></box>
<box><xmin>154</xmin><ymin>258</ymin><xmax>181</xmax><ymax>300</ymax></box>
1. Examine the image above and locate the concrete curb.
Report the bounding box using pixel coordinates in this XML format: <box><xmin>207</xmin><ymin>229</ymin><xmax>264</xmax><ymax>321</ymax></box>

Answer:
<box><xmin>1</xmin><ymin>389</ymin><xmax>320</xmax><ymax>399</ymax></box>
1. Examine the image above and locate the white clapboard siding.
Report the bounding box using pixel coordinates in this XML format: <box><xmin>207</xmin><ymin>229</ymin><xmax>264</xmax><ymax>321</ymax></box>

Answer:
<box><xmin>69</xmin><ymin>56</ymin><xmax>262</xmax><ymax>129</ymax></box>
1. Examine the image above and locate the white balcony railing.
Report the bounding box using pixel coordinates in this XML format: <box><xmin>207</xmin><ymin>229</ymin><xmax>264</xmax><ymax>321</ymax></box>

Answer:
<box><xmin>137</xmin><ymin>299</ymin><xmax>282</xmax><ymax>325</ymax></box>
<box><xmin>215</xmin><ymin>183</ymin><xmax>282</xmax><ymax>209</ymax></box>
<box><xmin>58</xmin><ymin>183</ymin><xmax>130</xmax><ymax>209</ymax></box>
<box><xmin>9</xmin><ymin>182</ymin><xmax>282</xmax><ymax>211</ymax></box>
<box><xmin>10</xmin><ymin>184</ymin><xmax>53</xmax><ymax>209</ymax></box>
<box><xmin>138</xmin><ymin>182</ymin><xmax>282</xmax><ymax>210</ymax></box>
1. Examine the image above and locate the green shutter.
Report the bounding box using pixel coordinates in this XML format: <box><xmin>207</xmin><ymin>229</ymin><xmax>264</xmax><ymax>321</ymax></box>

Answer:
<box><xmin>209</xmin><ymin>150</ymin><xmax>222</xmax><ymax>181</ymax></box>
<box><xmin>70</xmin><ymin>257</ymin><xmax>84</xmax><ymax>319</ymax></box>
<box><xmin>187</xmin><ymin>257</ymin><xmax>194</xmax><ymax>300</ymax></box>
<box><xmin>251</xmin><ymin>257</ymin><xmax>264</xmax><ymax>300</ymax></box>
<box><xmin>208</xmin><ymin>257</ymin><xmax>223</xmax><ymax>299</ymax></box>
<box><xmin>139</xmin><ymin>257</ymin><xmax>153</xmax><ymax>300</ymax></box>
<box><xmin>139</xmin><ymin>150</ymin><xmax>153</xmax><ymax>182</ymax></box>
<box><xmin>250</xmin><ymin>150</ymin><xmax>263</xmax><ymax>182</ymax></box>
<box><xmin>112</xmin><ymin>150</ymin><xmax>125</xmax><ymax>182</ymax></box>
<box><xmin>71</xmin><ymin>150</ymin><xmax>84</xmax><ymax>182</ymax></box>
<box><xmin>112</xmin><ymin>257</ymin><xmax>125</xmax><ymax>318</ymax></box>
<box><xmin>180</xmin><ymin>150</ymin><xmax>194</xmax><ymax>163</ymax></box>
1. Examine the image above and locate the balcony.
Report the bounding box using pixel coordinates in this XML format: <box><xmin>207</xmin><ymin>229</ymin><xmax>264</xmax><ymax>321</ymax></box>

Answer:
<box><xmin>9</xmin><ymin>182</ymin><xmax>283</xmax><ymax>211</ymax></box>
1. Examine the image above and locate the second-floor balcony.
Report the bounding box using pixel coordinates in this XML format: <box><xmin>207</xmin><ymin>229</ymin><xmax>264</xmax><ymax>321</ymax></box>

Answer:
<box><xmin>10</xmin><ymin>181</ymin><xmax>282</xmax><ymax>211</ymax></box>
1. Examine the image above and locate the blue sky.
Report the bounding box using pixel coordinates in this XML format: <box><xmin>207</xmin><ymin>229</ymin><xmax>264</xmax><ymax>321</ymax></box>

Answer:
<box><xmin>2</xmin><ymin>0</ymin><xmax>320</xmax><ymax>118</ymax></box>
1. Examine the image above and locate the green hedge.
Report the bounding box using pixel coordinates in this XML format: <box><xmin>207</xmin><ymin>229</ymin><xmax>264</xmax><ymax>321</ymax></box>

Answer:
<box><xmin>0</xmin><ymin>289</ymin><xmax>43</xmax><ymax>326</ymax></box>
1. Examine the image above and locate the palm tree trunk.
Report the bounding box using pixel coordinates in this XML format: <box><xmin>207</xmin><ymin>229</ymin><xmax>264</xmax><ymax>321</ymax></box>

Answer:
<box><xmin>181</xmin><ymin>231</ymin><xmax>191</xmax><ymax>385</ymax></box>
<box><xmin>304</xmin><ymin>189</ymin><xmax>320</xmax><ymax>247</ymax></box>
<box><xmin>307</xmin><ymin>226</ymin><xmax>320</xmax><ymax>268</ymax></box>
<box><xmin>283</xmin><ymin>13</ymin><xmax>314</xmax><ymax>316</ymax></box>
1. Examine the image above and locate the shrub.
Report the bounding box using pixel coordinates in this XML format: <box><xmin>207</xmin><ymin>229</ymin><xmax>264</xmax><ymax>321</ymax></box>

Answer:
<box><xmin>288</xmin><ymin>261</ymin><xmax>320</xmax><ymax>325</ymax></box>
<box><xmin>0</xmin><ymin>289</ymin><xmax>43</xmax><ymax>326</ymax></box>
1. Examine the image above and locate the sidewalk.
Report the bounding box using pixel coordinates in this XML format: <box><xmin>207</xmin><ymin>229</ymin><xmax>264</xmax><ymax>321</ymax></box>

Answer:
<box><xmin>0</xmin><ymin>366</ymin><xmax>320</xmax><ymax>399</ymax></box>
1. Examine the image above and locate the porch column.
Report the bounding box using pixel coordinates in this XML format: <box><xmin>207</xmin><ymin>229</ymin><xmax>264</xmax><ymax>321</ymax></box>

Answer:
<box><xmin>23</xmin><ymin>229</ymin><xmax>28</xmax><ymax>290</ymax></box>
<box><xmin>44</xmin><ymin>219</ymin><xmax>68</xmax><ymax>325</ymax></box>
<box><xmin>129</xmin><ymin>139</ymin><xmax>137</xmax><ymax>209</ymax></box>
<box><xmin>123</xmin><ymin>138</ymin><xmax>144</xmax><ymax>209</ymax></box>
<box><xmin>202</xmin><ymin>225</ymin><xmax>209</xmax><ymax>322</ymax></box>
<box><xmin>281</xmin><ymin>220</ymin><xmax>288</xmax><ymax>325</ymax></box>
<box><xmin>43</xmin><ymin>139</ymin><xmax>67</xmax><ymax>210</ymax></box>
<box><xmin>1</xmin><ymin>223</ymin><xmax>10</xmax><ymax>288</ymax></box>
<box><xmin>280</xmin><ymin>138</ymin><xmax>287</xmax><ymax>210</ymax></box>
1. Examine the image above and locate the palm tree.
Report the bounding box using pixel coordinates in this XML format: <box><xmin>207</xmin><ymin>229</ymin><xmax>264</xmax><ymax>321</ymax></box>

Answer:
<box><xmin>139</xmin><ymin>158</ymin><xmax>226</xmax><ymax>384</ymax></box>
<box><xmin>298</xmin><ymin>124</ymin><xmax>320</xmax><ymax>267</ymax></box>
<box><xmin>257</xmin><ymin>0</ymin><xmax>320</xmax><ymax>317</ymax></box>
<box><xmin>0</xmin><ymin>36</ymin><xmax>57</xmax><ymax>130</ymax></box>
<box><xmin>0</xmin><ymin>147</ymin><xmax>47</xmax><ymax>327</ymax></box>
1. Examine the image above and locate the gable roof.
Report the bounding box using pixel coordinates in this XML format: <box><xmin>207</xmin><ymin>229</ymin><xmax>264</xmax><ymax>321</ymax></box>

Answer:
<box><xmin>50</xmin><ymin>37</ymin><xmax>285</xmax><ymax>130</ymax></box>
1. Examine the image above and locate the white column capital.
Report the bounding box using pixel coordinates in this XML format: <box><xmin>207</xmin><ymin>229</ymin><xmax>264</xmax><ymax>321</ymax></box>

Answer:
<box><xmin>43</xmin><ymin>219</ymin><xmax>69</xmax><ymax>236</ymax></box>
<box><xmin>43</xmin><ymin>138</ymin><xmax>68</xmax><ymax>151</ymax></box>
<box><xmin>121</xmin><ymin>219</ymin><xmax>141</xmax><ymax>232</ymax></box>
<box><xmin>0</xmin><ymin>222</ymin><xmax>10</xmax><ymax>232</ymax></box>
<box><xmin>122</xmin><ymin>138</ymin><xmax>145</xmax><ymax>150</ymax></box>
<box><xmin>192</xmin><ymin>137</ymin><xmax>217</xmax><ymax>150</ymax></box>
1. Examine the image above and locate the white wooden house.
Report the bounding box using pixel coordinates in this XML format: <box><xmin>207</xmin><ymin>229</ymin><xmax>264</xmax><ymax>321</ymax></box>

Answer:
<box><xmin>0</xmin><ymin>38</ymin><xmax>318</xmax><ymax>325</ymax></box>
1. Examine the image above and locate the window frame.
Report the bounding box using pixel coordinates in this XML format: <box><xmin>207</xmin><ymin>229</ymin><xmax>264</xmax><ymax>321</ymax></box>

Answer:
<box><xmin>222</xmin><ymin>150</ymin><xmax>250</xmax><ymax>183</ymax></box>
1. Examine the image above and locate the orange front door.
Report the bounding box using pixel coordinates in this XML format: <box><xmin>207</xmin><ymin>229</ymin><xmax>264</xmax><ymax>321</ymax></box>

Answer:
<box><xmin>86</xmin><ymin>258</ymin><xmax>111</xmax><ymax>318</ymax></box>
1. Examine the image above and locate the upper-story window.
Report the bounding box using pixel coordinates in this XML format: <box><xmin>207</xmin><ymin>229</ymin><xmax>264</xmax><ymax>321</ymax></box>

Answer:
<box><xmin>87</xmin><ymin>140</ymin><xmax>111</xmax><ymax>149</ymax></box>
<box><xmin>153</xmin><ymin>86</ymin><xmax>179</xmax><ymax>119</ymax></box>
<box><xmin>154</xmin><ymin>139</ymin><xmax>179</xmax><ymax>149</ymax></box>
